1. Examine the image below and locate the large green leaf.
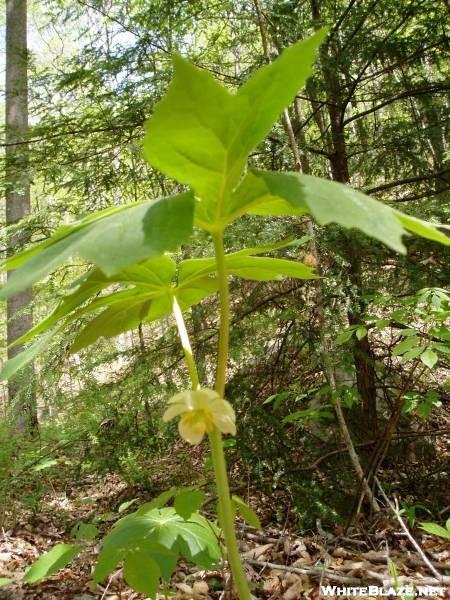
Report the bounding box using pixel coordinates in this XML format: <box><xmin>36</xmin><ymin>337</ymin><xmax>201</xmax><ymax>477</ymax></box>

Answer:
<box><xmin>419</xmin><ymin>522</ymin><xmax>450</xmax><ymax>540</ymax></box>
<box><xmin>394</xmin><ymin>211</ymin><xmax>450</xmax><ymax>246</ymax></box>
<box><xmin>0</xmin><ymin>192</ymin><xmax>194</xmax><ymax>300</ymax></box>
<box><xmin>93</xmin><ymin>546</ymin><xmax>125</xmax><ymax>584</ymax></box>
<box><xmin>68</xmin><ymin>255</ymin><xmax>200</xmax><ymax>351</ymax></box>
<box><xmin>123</xmin><ymin>552</ymin><xmax>160</xmax><ymax>598</ymax></box>
<box><xmin>225</xmin><ymin>256</ymin><xmax>316</xmax><ymax>281</ymax></box>
<box><xmin>1</xmin><ymin>241</ymin><xmax>313</xmax><ymax>377</ymax></box>
<box><xmin>235</xmin><ymin>29</ymin><xmax>328</xmax><ymax>161</ymax></box>
<box><xmin>0</xmin><ymin>330</ymin><xmax>54</xmax><ymax>381</ymax></box>
<box><xmin>94</xmin><ymin>541</ymin><xmax>176</xmax><ymax>590</ymax></box>
<box><xmin>178</xmin><ymin>252</ymin><xmax>316</xmax><ymax>285</ymax></box>
<box><xmin>231</xmin><ymin>495</ymin><xmax>261</xmax><ymax>530</ymax></box>
<box><xmin>70</xmin><ymin>295</ymin><xmax>153</xmax><ymax>353</ymax></box>
<box><xmin>225</xmin><ymin>170</ymin><xmax>308</xmax><ymax>222</ymax></box>
<box><xmin>0</xmin><ymin>293</ymin><xmax>158</xmax><ymax>380</ymax></box>
<box><xmin>0</xmin><ymin>256</ymin><xmax>179</xmax><ymax>372</ymax></box>
<box><xmin>137</xmin><ymin>540</ymin><xmax>178</xmax><ymax>582</ymax></box>
<box><xmin>9</xmin><ymin>270</ymin><xmax>111</xmax><ymax>348</ymax></box>
<box><xmin>233</xmin><ymin>170</ymin><xmax>450</xmax><ymax>252</ymax></box>
<box><xmin>176</xmin><ymin>277</ymin><xmax>219</xmax><ymax>311</ymax></box>
<box><xmin>143</xmin><ymin>55</ymin><xmax>237</xmax><ymax>210</ymax></box>
<box><xmin>139</xmin><ymin>508</ymin><xmax>221</xmax><ymax>569</ymax></box>
<box><xmin>23</xmin><ymin>544</ymin><xmax>83</xmax><ymax>584</ymax></box>
<box><xmin>174</xmin><ymin>489</ymin><xmax>205</xmax><ymax>520</ymax></box>
<box><xmin>0</xmin><ymin>274</ymin><xmax>196</xmax><ymax>378</ymax></box>
<box><xmin>143</xmin><ymin>30</ymin><xmax>327</xmax><ymax>229</ymax></box>
<box><xmin>135</xmin><ymin>489</ymin><xmax>178</xmax><ymax>515</ymax></box>
<box><xmin>178</xmin><ymin>239</ymin><xmax>300</xmax><ymax>286</ymax></box>
<box><xmin>102</xmin><ymin>507</ymin><xmax>220</xmax><ymax>570</ymax></box>
<box><xmin>115</xmin><ymin>255</ymin><xmax>177</xmax><ymax>289</ymax></box>
<box><xmin>12</xmin><ymin>256</ymin><xmax>177</xmax><ymax>350</ymax></box>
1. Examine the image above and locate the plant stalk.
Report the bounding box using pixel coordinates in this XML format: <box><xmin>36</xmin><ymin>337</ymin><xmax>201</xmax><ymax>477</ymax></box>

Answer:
<box><xmin>172</xmin><ymin>296</ymin><xmax>200</xmax><ymax>390</ymax></box>
<box><xmin>172</xmin><ymin>237</ymin><xmax>250</xmax><ymax>599</ymax></box>
<box><xmin>211</xmin><ymin>232</ymin><xmax>251</xmax><ymax>600</ymax></box>
<box><xmin>208</xmin><ymin>429</ymin><xmax>250</xmax><ymax>599</ymax></box>
<box><xmin>212</xmin><ymin>233</ymin><xmax>230</xmax><ymax>397</ymax></box>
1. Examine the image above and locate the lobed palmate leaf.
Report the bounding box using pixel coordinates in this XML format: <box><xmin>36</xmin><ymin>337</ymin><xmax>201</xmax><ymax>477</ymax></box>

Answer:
<box><xmin>1</xmin><ymin>28</ymin><xmax>449</xmax><ymax>381</ymax></box>
<box><xmin>143</xmin><ymin>29</ymin><xmax>328</xmax><ymax>229</ymax></box>
<box><xmin>0</xmin><ymin>244</ymin><xmax>315</xmax><ymax>378</ymax></box>
<box><xmin>229</xmin><ymin>170</ymin><xmax>450</xmax><ymax>253</ymax></box>
<box><xmin>0</xmin><ymin>192</ymin><xmax>194</xmax><ymax>300</ymax></box>
<box><xmin>98</xmin><ymin>506</ymin><xmax>221</xmax><ymax>574</ymax></box>
<box><xmin>123</xmin><ymin>552</ymin><xmax>160</xmax><ymax>598</ymax></box>
<box><xmin>142</xmin><ymin>31</ymin><xmax>448</xmax><ymax>252</ymax></box>
<box><xmin>174</xmin><ymin>489</ymin><xmax>206</xmax><ymax>520</ymax></box>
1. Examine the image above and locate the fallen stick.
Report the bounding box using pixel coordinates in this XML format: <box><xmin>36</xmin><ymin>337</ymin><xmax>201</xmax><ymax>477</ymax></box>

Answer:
<box><xmin>363</xmin><ymin>551</ymin><xmax>450</xmax><ymax>572</ymax></box>
<box><xmin>241</xmin><ymin>531</ymin><xmax>280</xmax><ymax>544</ymax></box>
<box><xmin>329</xmin><ymin>548</ymin><xmax>450</xmax><ymax>571</ymax></box>
<box><xmin>245</xmin><ymin>559</ymin><xmax>362</xmax><ymax>585</ymax></box>
<box><xmin>246</xmin><ymin>559</ymin><xmax>450</xmax><ymax>586</ymax></box>
<box><xmin>374</xmin><ymin>477</ymin><xmax>444</xmax><ymax>582</ymax></box>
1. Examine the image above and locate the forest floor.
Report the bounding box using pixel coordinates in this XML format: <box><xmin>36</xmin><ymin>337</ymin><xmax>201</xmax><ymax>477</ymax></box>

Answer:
<box><xmin>0</xmin><ymin>474</ymin><xmax>449</xmax><ymax>599</ymax></box>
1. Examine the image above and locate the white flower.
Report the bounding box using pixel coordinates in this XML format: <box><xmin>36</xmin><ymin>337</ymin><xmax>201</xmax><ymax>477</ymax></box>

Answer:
<box><xmin>163</xmin><ymin>388</ymin><xmax>236</xmax><ymax>445</ymax></box>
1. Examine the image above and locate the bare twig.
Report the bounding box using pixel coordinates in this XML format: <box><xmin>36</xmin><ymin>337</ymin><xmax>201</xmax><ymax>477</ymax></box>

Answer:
<box><xmin>252</xmin><ymin>0</ymin><xmax>302</xmax><ymax>170</ymax></box>
<box><xmin>352</xmin><ymin>362</ymin><xmax>426</xmax><ymax>520</ymax></box>
<box><xmin>331</xmin><ymin>390</ymin><xmax>381</xmax><ymax>512</ymax></box>
<box><xmin>246</xmin><ymin>559</ymin><xmax>362</xmax><ymax>584</ymax></box>
<box><xmin>100</xmin><ymin>568</ymin><xmax>123</xmax><ymax>599</ymax></box>
<box><xmin>374</xmin><ymin>477</ymin><xmax>444</xmax><ymax>582</ymax></box>
<box><xmin>246</xmin><ymin>558</ymin><xmax>450</xmax><ymax>586</ymax></box>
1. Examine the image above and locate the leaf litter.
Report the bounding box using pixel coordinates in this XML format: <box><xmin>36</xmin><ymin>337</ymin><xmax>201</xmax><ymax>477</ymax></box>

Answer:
<box><xmin>1</xmin><ymin>475</ymin><xmax>449</xmax><ymax>599</ymax></box>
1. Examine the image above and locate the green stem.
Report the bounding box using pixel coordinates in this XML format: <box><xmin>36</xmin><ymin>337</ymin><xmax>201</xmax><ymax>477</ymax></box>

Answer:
<box><xmin>208</xmin><ymin>429</ymin><xmax>250</xmax><ymax>599</ymax></box>
<box><xmin>171</xmin><ymin>237</ymin><xmax>250</xmax><ymax>599</ymax></box>
<box><xmin>213</xmin><ymin>233</ymin><xmax>230</xmax><ymax>397</ymax></box>
<box><xmin>211</xmin><ymin>232</ymin><xmax>251</xmax><ymax>600</ymax></box>
<box><xmin>172</xmin><ymin>296</ymin><xmax>200</xmax><ymax>390</ymax></box>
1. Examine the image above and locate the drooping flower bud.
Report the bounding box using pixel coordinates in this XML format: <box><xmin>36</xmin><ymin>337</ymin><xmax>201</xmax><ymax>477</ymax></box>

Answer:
<box><xmin>163</xmin><ymin>388</ymin><xmax>236</xmax><ymax>445</ymax></box>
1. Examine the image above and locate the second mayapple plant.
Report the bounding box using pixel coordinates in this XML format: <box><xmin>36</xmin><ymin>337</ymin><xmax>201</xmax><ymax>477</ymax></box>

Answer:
<box><xmin>1</xmin><ymin>27</ymin><xmax>449</xmax><ymax>600</ymax></box>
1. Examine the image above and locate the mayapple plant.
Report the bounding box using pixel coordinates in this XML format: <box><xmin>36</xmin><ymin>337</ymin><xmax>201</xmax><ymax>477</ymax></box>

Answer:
<box><xmin>1</xmin><ymin>28</ymin><xmax>449</xmax><ymax>599</ymax></box>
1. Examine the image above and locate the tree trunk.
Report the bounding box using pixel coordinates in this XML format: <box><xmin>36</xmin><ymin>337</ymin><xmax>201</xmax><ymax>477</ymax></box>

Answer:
<box><xmin>5</xmin><ymin>0</ymin><xmax>37</xmax><ymax>433</ymax></box>
<box><xmin>310</xmin><ymin>0</ymin><xmax>378</xmax><ymax>433</ymax></box>
<box><xmin>254</xmin><ymin>0</ymin><xmax>379</xmax><ymax>512</ymax></box>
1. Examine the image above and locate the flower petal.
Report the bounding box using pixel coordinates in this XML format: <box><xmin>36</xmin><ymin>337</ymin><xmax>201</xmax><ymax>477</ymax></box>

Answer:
<box><xmin>179</xmin><ymin>416</ymin><xmax>206</xmax><ymax>445</ymax></box>
<box><xmin>167</xmin><ymin>390</ymin><xmax>195</xmax><ymax>408</ymax></box>
<box><xmin>198</xmin><ymin>388</ymin><xmax>221</xmax><ymax>402</ymax></box>
<box><xmin>213</xmin><ymin>415</ymin><xmax>236</xmax><ymax>436</ymax></box>
<box><xmin>210</xmin><ymin>399</ymin><xmax>236</xmax><ymax>435</ymax></box>
<box><xmin>210</xmin><ymin>398</ymin><xmax>235</xmax><ymax>418</ymax></box>
<box><xmin>163</xmin><ymin>388</ymin><xmax>233</xmax><ymax>442</ymax></box>
<box><xmin>162</xmin><ymin>402</ymin><xmax>187</xmax><ymax>422</ymax></box>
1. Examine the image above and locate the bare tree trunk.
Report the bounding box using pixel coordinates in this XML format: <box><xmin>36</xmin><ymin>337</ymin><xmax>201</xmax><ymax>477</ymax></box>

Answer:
<box><xmin>5</xmin><ymin>0</ymin><xmax>37</xmax><ymax>433</ymax></box>
<box><xmin>310</xmin><ymin>0</ymin><xmax>378</xmax><ymax>434</ymax></box>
